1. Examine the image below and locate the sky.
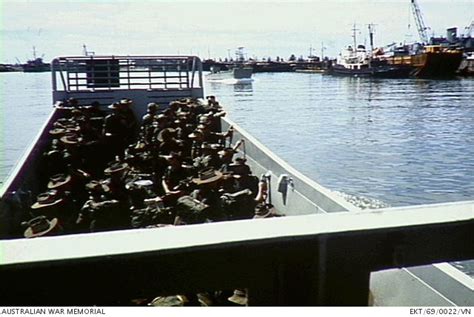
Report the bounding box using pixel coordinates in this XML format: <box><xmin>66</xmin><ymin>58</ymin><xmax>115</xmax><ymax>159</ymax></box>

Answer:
<box><xmin>0</xmin><ymin>0</ymin><xmax>473</xmax><ymax>63</ymax></box>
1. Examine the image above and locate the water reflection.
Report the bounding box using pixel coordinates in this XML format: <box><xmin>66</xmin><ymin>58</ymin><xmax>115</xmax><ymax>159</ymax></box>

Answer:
<box><xmin>233</xmin><ymin>82</ymin><xmax>253</xmax><ymax>93</ymax></box>
<box><xmin>207</xmin><ymin>72</ymin><xmax>474</xmax><ymax>208</ymax></box>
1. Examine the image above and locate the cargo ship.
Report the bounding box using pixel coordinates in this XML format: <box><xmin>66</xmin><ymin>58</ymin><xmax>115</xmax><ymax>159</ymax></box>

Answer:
<box><xmin>21</xmin><ymin>47</ymin><xmax>51</xmax><ymax>73</ymax></box>
<box><xmin>377</xmin><ymin>44</ymin><xmax>463</xmax><ymax>78</ymax></box>
<box><xmin>0</xmin><ymin>55</ymin><xmax>472</xmax><ymax>306</ymax></box>
<box><xmin>374</xmin><ymin>0</ymin><xmax>464</xmax><ymax>78</ymax></box>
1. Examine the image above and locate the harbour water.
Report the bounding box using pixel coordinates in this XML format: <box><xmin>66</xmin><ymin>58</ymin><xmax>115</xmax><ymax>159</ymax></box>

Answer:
<box><xmin>207</xmin><ymin>73</ymin><xmax>474</xmax><ymax>207</ymax></box>
<box><xmin>2</xmin><ymin>72</ymin><xmax>474</xmax><ymax>206</ymax></box>
<box><xmin>1</xmin><ymin>71</ymin><xmax>473</xmax><ymax>275</ymax></box>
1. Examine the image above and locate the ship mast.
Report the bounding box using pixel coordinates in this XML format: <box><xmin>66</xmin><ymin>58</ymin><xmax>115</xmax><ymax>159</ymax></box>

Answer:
<box><xmin>410</xmin><ymin>0</ymin><xmax>430</xmax><ymax>44</ymax></box>
<box><xmin>235</xmin><ymin>47</ymin><xmax>245</xmax><ymax>63</ymax></box>
<box><xmin>352</xmin><ymin>23</ymin><xmax>359</xmax><ymax>50</ymax></box>
<box><xmin>367</xmin><ymin>24</ymin><xmax>376</xmax><ymax>53</ymax></box>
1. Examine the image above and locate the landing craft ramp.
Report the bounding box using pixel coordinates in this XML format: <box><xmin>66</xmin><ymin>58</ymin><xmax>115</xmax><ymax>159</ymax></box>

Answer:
<box><xmin>0</xmin><ymin>55</ymin><xmax>472</xmax><ymax>306</ymax></box>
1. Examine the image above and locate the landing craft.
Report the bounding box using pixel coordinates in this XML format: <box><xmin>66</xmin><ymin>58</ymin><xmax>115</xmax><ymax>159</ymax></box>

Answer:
<box><xmin>0</xmin><ymin>55</ymin><xmax>472</xmax><ymax>306</ymax></box>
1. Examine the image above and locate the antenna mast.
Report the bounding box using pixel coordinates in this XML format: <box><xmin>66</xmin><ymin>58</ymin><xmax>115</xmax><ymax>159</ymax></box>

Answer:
<box><xmin>410</xmin><ymin>0</ymin><xmax>430</xmax><ymax>43</ymax></box>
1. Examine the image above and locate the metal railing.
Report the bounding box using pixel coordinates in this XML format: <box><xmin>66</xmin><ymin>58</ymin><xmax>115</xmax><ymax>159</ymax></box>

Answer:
<box><xmin>0</xmin><ymin>200</ymin><xmax>472</xmax><ymax>305</ymax></box>
<box><xmin>52</xmin><ymin>55</ymin><xmax>203</xmax><ymax>92</ymax></box>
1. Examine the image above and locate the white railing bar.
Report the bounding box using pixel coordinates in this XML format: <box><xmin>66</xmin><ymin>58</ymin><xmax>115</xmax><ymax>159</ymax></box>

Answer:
<box><xmin>1</xmin><ymin>200</ymin><xmax>472</xmax><ymax>266</ymax></box>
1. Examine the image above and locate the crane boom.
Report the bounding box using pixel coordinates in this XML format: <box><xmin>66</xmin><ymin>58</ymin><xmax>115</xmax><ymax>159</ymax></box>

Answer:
<box><xmin>411</xmin><ymin>0</ymin><xmax>430</xmax><ymax>43</ymax></box>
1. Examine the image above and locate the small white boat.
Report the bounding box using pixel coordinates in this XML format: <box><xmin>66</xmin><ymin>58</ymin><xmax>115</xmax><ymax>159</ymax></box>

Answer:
<box><xmin>208</xmin><ymin>65</ymin><xmax>253</xmax><ymax>80</ymax></box>
<box><xmin>207</xmin><ymin>47</ymin><xmax>253</xmax><ymax>81</ymax></box>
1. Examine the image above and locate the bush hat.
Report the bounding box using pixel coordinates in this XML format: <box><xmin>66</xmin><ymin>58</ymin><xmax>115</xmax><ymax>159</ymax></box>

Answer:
<box><xmin>60</xmin><ymin>133</ymin><xmax>83</xmax><ymax>145</ymax></box>
<box><xmin>47</xmin><ymin>174</ymin><xmax>72</xmax><ymax>190</ymax></box>
<box><xmin>147</xmin><ymin>102</ymin><xmax>158</xmax><ymax>112</ymax></box>
<box><xmin>119</xmin><ymin>98</ymin><xmax>133</xmax><ymax>106</ymax></box>
<box><xmin>104</xmin><ymin>162</ymin><xmax>129</xmax><ymax>175</ymax></box>
<box><xmin>107</xmin><ymin>102</ymin><xmax>120</xmax><ymax>110</ymax></box>
<box><xmin>228</xmin><ymin>289</ymin><xmax>248</xmax><ymax>306</ymax></box>
<box><xmin>31</xmin><ymin>190</ymin><xmax>63</xmax><ymax>210</ymax></box>
<box><xmin>23</xmin><ymin>216</ymin><xmax>62</xmax><ymax>238</ymax></box>
<box><xmin>85</xmin><ymin>180</ymin><xmax>110</xmax><ymax>193</ymax></box>
<box><xmin>157</xmin><ymin>128</ymin><xmax>176</xmax><ymax>143</ymax></box>
<box><xmin>188</xmin><ymin>130</ymin><xmax>203</xmax><ymax>139</ymax></box>
<box><xmin>192</xmin><ymin>168</ymin><xmax>223</xmax><ymax>185</ymax></box>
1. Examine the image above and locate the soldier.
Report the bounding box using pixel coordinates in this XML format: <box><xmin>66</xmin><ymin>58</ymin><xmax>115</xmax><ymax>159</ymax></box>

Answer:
<box><xmin>187</xmin><ymin>168</ymin><xmax>226</xmax><ymax>222</ymax></box>
<box><xmin>59</xmin><ymin>133</ymin><xmax>84</xmax><ymax>169</ymax></box>
<box><xmin>142</xmin><ymin>102</ymin><xmax>158</xmax><ymax>125</ymax></box>
<box><xmin>76</xmin><ymin>180</ymin><xmax>109</xmax><ymax>232</ymax></box>
<box><xmin>217</xmin><ymin>140</ymin><xmax>243</xmax><ymax>173</ymax></box>
<box><xmin>228</xmin><ymin>157</ymin><xmax>259</xmax><ymax>194</ymax></box>
<box><xmin>83</xmin><ymin>101</ymin><xmax>106</xmax><ymax>119</ymax></box>
<box><xmin>117</xmin><ymin>98</ymin><xmax>138</xmax><ymax>138</ymax></box>
<box><xmin>156</xmin><ymin>128</ymin><xmax>182</xmax><ymax>155</ymax></box>
<box><xmin>198</xmin><ymin>123</ymin><xmax>233</xmax><ymax>145</ymax></box>
<box><xmin>188</xmin><ymin>129</ymin><xmax>205</xmax><ymax>159</ymax></box>
<box><xmin>193</xmin><ymin>142</ymin><xmax>221</xmax><ymax>171</ymax></box>
<box><xmin>103</xmin><ymin>161</ymin><xmax>132</xmax><ymax>201</ymax></box>
<box><xmin>103</xmin><ymin>103</ymin><xmax>129</xmax><ymax>159</ymax></box>
<box><xmin>161</xmin><ymin>152</ymin><xmax>191</xmax><ymax>195</ymax></box>
<box><xmin>42</xmin><ymin>139</ymin><xmax>67</xmax><ymax>179</ymax></box>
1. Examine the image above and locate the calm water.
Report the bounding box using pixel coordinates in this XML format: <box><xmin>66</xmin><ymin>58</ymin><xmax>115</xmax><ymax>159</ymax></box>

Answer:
<box><xmin>207</xmin><ymin>74</ymin><xmax>474</xmax><ymax>207</ymax></box>
<box><xmin>0</xmin><ymin>71</ymin><xmax>473</xmax><ymax>277</ymax></box>
<box><xmin>1</xmin><ymin>72</ymin><xmax>474</xmax><ymax>207</ymax></box>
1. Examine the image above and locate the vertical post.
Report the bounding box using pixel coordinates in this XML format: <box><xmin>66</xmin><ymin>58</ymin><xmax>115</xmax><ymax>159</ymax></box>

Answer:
<box><xmin>51</xmin><ymin>59</ymin><xmax>58</xmax><ymax>93</ymax></box>
<box><xmin>248</xmin><ymin>243</ymin><xmax>321</xmax><ymax>306</ymax></box>
<box><xmin>127</xmin><ymin>58</ymin><xmax>131</xmax><ymax>90</ymax></box>
<box><xmin>198</xmin><ymin>58</ymin><xmax>203</xmax><ymax>89</ymax></box>
<box><xmin>163</xmin><ymin>59</ymin><xmax>168</xmax><ymax>90</ymax></box>
<box><xmin>149</xmin><ymin>63</ymin><xmax>153</xmax><ymax>90</ymax></box>
<box><xmin>190</xmin><ymin>57</ymin><xmax>196</xmax><ymax>88</ymax></box>
<box><xmin>315</xmin><ymin>236</ymin><xmax>372</xmax><ymax>306</ymax></box>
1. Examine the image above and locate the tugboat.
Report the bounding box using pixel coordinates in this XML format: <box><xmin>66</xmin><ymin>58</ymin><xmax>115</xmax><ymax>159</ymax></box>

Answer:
<box><xmin>22</xmin><ymin>46</ymin><xmax>51</xmax><ymax>72</ymax></box>
<box><xmin>328</xmin><ymin>25</ymin><xmax>413</xmax><ymax>78</ymax></box>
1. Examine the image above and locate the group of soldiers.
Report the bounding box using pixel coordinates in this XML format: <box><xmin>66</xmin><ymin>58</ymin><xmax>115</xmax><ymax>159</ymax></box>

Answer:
<box><xmin>21</xmin><ymin>96</ymin><xmax>281</xmax><ymax>305</ymax></box>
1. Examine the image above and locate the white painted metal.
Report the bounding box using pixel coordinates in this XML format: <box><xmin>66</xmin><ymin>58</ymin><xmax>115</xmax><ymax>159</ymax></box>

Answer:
<box><xmin>1</xmin><ymin>200</ymin><xmax>472</xmax><ymax>265</ymax></box>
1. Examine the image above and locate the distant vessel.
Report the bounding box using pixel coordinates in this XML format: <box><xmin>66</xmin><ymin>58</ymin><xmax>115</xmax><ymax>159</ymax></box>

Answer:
<box><xmin>208</xmin><ymin>64</ymin><xmax>253</xmax><ymax>80</ymax></box>
<box><xmin>374</xmin><ymin>0</ymin><xmax>463</xmax><ymax>78</ymax></box>
<box><xmin>378</xmin><ymin>44</ymin><xmax>463</xmax><ymax>78</ymax></box>
<box><xmin>249</xmin><ymin>59</ymin><xmax>294</xmax><ymax>73</ymax></box>
<box><xmin>293</xmin><ymin>47</ymin><xmax>326</xmax><ymax>73</ymax></box>
<box><xmin>0</xmin><ymin>64</ymin><xmax>21</xmax><ymax>72</ymax></box>
<box><xmin>207</xmin><ymin>47</ymin><xmax>253</xmax><ymax>80</ymax></box>
<box><xmin>22</xmin><ymin>47</ymin><xmax>50</xmax><ymax>73</ymax></box>
<box><xmin>328</xmin><ymin>25</ymin><xmax>413</xmax><ymax>78</ymax></box>
<box><xmin>458</xmin><ymin>52</ymin><xmax>474</xmax><ymax>76</ymax></box>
